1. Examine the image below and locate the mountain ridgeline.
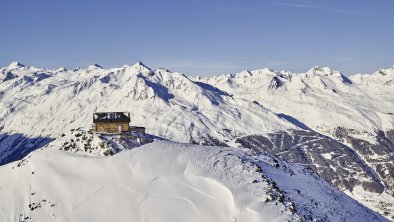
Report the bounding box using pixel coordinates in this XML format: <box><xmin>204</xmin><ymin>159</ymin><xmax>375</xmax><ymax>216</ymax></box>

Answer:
<box><xmin>0</xmin><ymin>62</ymin><xmax>393</xmax><ymax>220</ymax></box>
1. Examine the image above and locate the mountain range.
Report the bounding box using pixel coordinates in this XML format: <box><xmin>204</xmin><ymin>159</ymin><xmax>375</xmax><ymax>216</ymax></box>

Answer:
<box><xmin>0</xmin><ymin>61</ymin><xmax>393</xmax><ymax>221</ymax></box>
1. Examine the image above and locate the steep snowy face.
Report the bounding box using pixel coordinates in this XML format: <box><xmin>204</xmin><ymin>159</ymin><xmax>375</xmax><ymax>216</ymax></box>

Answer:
<box><xmin>0</xmin><ymin>140</ymin><xmax>386</xmax><ymax>222</ymax></box>
<box><xmin>0</xmin><ymin>62</ymin><xmax>294</xmax><ymax>144</ymax></box>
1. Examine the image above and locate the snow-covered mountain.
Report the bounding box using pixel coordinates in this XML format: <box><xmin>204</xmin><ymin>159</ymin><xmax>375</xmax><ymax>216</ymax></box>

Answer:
<box><xmin>193</xmin><ymin>66</ymin><xmax>394</xmax><ymax>133</ymax></box>
<box><xmin>0</xmin><ymin>62</ymin><xmax>393</xmax><ymax>220</ymax></box>
<box><xmin>0</xmin><ymin>62</ymin><xmax>294</xmax><ymax>142</ymax></box>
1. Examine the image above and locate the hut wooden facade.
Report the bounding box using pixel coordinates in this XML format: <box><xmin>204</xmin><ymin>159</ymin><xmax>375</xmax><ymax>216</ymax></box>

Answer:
<box><xmin>93</xmin><ymin>112</ymin><xmax>131</xmax><ymax>133</ymax></box>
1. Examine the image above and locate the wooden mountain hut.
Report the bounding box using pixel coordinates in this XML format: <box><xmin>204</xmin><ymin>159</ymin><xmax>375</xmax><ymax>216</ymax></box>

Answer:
<box><xmin>93</xmin><ymin>112</ymin><xmax>130</xmax><ymax>133</ymax></box>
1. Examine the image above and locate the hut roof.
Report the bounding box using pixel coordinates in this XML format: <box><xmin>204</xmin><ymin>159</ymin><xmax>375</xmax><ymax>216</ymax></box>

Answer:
<box><xmin>93</xmin><ymin>112</ymin><xmax>130</xmax><ymax>123</ymax></box>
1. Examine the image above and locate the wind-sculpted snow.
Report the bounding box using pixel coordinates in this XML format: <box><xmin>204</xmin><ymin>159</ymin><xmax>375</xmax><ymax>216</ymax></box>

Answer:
<box><xmin>0</xmin><ymin>141</ymin><xmax>297</xmax><ymax>222</ymax></box>
<box><xmin>0</xmin><ymin>140</ymin><xmax>388</xmax><ymax>221</ymax></box>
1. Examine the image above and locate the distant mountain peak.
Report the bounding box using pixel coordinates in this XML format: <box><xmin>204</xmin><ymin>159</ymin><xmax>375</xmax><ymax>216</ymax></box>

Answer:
<box><xmin>8</xmin><ymin>61</ymin><xmax>25</xmax><ymax>69</ymax></box>
<box><xmin>306</xmin><ymin>66</ymin><xmax>344</xmax><ymax>77</ymax></box>
<box><xmin>87</xmin><ymin>64</ymin><xmax>103</xmax><ymax>70</ymax></box>
<box><xmin>132</xmin><ymin>61</ymin><xmax>150</xmax><ymax>69</ymax></box>
<box><xmin>121</xmin><ymin>61</ymin><xmax>151</xmax><ymax>71</ymax></box>
<box><xmin>55</xmin><ymin>67</ymin><xmax>67</xmax><ymax>72</ymax></box>
<box><xmin>73</xmin><ymin>67</ymin><xmax>83</xmax><ymax>72</ymax></box>
<box><xmin>128</xmin><ymin>61</ymin><xmax>152</xmax><ymax>75</ymax></box>
<box><xmin>261</xmin><ymin>67</ymin><xmax>275</xmax><ymax>73</ymax></box>
<box><xmin>135</xmin><ymin>61</ymin><xmax>145</xmax><ymax>66</ymax></box>
<box><xmin>308</xmin><ymin>66</ymin><xmax>332</xmax><ymax>74</ymax></box>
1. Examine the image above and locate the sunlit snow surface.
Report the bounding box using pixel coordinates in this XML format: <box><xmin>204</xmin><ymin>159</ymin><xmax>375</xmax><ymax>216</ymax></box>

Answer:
<box><xmin>0</xmin><ymin>141</ymin><xmax>387</xmax><ymax>222</ymax></box>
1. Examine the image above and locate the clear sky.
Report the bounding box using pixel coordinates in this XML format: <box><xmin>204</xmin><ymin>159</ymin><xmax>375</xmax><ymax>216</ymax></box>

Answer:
<box><xmin>1</xmin><ymin>0</ymin><xmax>393</xmax><ymax>76</ymax></box>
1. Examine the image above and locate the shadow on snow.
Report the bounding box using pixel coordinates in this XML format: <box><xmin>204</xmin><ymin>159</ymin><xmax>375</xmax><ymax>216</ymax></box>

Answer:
<box><xmin>0</xmin><ymin>133</ymin><xmax>53</xmax><ymax>166</ymax></box>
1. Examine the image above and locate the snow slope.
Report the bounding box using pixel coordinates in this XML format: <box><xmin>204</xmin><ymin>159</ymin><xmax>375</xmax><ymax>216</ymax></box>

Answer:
<box><xmin>0</xmin><ymin>140</ymin><xmax>387</xmax><ymax>222</ymax></box>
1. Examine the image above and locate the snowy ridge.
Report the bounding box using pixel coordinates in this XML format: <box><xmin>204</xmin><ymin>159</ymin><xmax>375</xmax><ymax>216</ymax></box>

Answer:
<box><xmin>0</xmin><ymin>140</ymin><xmax>387</xmax><ymax>221</ymax></box>
<box><xmin>51</xmin><ymin>129</ymin><xmax>150</xmax><ymax>156</ymax></box>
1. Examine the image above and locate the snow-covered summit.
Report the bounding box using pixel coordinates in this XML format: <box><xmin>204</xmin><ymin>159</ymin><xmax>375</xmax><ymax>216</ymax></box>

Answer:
<box><xmin>54</xmin><ymin>67</ymin><xmax>67</xmax><ymax>73</ymax></box>
<box><xmin>301</xmin><ymin>66</ymin><xmax>351</xmax><ymax>85</ymax></box>
<box><xmin>350</xmin><ymin>66</ymin><xmax>394</xmax><ymax>95</ymax></box>
<box><xmin>8</xmin><ymin>61</ymin><xmax>25</xmax><ymax>69</ymax></box>
<box><xmin>87</xmin><ymin>64</ymin><xmax>103</xmax><ymax>70</ymax></box>
<box><xmin>306</xmin><ymin>66</ymin><xmax>335</xmax><ymax>76</ymax></box>
<box><xmin>131</xmin><ymin>61</ymin><xmax>152</xmax><ymax>71</ymax></box>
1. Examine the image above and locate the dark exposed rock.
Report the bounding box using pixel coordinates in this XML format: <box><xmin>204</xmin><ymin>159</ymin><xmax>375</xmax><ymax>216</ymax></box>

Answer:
<box><xmin>268</xmin><ymin>76</ymin><xmax>284</xmax><ymax>91</ymax></box>
<box><xmin>2</xmin><ymin>71</ymin><xmax>18</xmax><ymax>82</ymax></box>
<box><xmin>235</xmin><ymin>130</ymin><xmax>386</xmax><ymax>194</ymax></box>
<box><xmin>333</xmin><ymin>127</ymin><xmax>394</xmax><ymax>193</ymax></box>
<box><xmin>190</xmin><ymin>134</ymin><xmax>228</xmax><ymax>147</ymax></box>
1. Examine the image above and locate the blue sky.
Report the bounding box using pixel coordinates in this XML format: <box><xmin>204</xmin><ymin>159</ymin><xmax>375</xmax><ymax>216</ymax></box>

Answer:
<box><xmin>1</xmin><ymin>0</ymin><xmax>393</xmax><ymax>76</ymax></box>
